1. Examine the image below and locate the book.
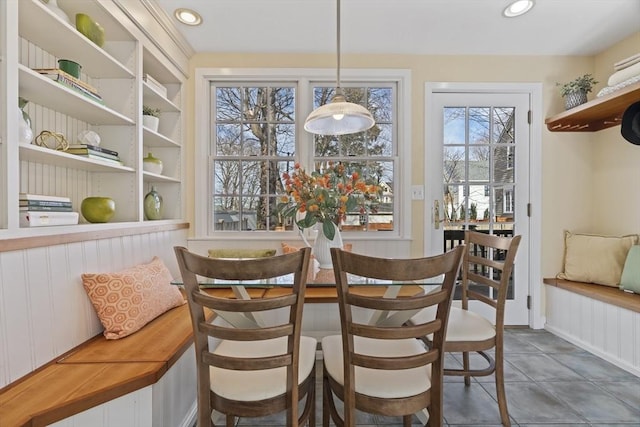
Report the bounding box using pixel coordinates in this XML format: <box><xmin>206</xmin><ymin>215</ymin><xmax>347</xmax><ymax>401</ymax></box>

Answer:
<box><xmin>33</xmin><ymin>68</ymin><xmax>100</xmax><ymax>96</ymax></box>
<box><xmin>35</xmin><ymin>69</ymin><xmax>104</xmax><ymax>104</ymax></box>
<box><xmin>144</xmin><ymin>73</ymin><xmax>168</xmax><ymax>98</ymax></box>
<box><xmin>20</xmin><ymin>199</ymin><xmax>73</xmax><ymax>208</ymax></box>
<box><xmin>66</xmin><ymin>144</ymin><xmax>118</xmax><ymax>157</ymax></box>
<box><xmin>72</xmin><ymin>153</ymin><xmax>123</xmax><ymax>166</ymax></box>
<box><xmin>19</xmin><ymin>193</ymin><xmax>71</xmax><ymax>203</ymax></box>
<box><xmin>66</xmin><ymin>148</ymin><xmax>120</xmax><ymax>161</ymax></box>
<box><xmin>20</xmin><ymin>211</ymin><xmax>79</xmax><ymax>227</ymax></box>
<box><xmin>20</xmin><ymin>205</ymin><xmax>74</xmax><ymax>212</ymax></box>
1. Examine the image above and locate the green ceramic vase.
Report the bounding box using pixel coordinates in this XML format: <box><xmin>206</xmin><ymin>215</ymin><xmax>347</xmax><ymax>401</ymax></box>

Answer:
<box><xmin>144</xmin><ymin>186</ymin><xmax>163</xmax><ymax>220</ymax></box>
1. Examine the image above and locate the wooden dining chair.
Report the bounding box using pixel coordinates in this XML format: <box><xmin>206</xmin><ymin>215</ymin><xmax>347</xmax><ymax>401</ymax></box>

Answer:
<box><xmin>410</xmin><ymin>230</ymin><xmax>521</xmax><ymax>427</ymax></box>
<box><xmin>321</xmin><ymin>246</ymin><xmax>465</xmax><ymax>427</ymax></box>
<box><xmin>174</xmin><ymin>246</ymin><xmax>316</xmax><ymax>427</ymax></box>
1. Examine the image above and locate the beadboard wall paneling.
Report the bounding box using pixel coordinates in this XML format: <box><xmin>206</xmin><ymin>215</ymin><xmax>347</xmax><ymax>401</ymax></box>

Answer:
<box><xmin>0</xmin><ymin>227</ymin><xmax>188</xmax><ymax>388</ymax></box>
<box><xmin>545</xmin><ymin>285</ymin><xmax>640</xmax><ymax>376</ymax></box>
<box><xmin>48</xmin><ymin>386</ymin><xmax>154</xmax><ymax>427</ymax></box>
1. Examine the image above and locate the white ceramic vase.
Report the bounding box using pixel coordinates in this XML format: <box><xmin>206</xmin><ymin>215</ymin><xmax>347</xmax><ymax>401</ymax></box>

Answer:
<box><xmin>312</xmin><ymin>222</ymin><xmax>343</xmax><ymax>269</ymax></box>
<box><xmin>143</xmin><ymin>115</ymin><xmax>160</xmax><ymax>132</ymax></box>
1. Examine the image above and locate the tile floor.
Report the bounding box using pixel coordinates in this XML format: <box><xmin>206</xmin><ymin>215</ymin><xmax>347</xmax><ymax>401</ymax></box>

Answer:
<box><xmin>223</xmin><ymin>329</ymin><xmax>640</xmax><ymax>426</ymax></box>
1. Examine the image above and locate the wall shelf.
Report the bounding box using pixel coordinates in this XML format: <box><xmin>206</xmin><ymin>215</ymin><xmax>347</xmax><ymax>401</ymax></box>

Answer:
<box><xmin>545</xmin><ymin>82</ymin><xmax>640</xmax><ymax>132</ymax></box>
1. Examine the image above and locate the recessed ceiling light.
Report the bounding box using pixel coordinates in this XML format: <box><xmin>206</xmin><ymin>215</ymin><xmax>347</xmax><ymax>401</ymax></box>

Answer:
<box><xmin>503</xmin><ymin>0</ymin><xmax>535</xmax><ymax>17</ymax></box>
<box><xmin>174</xmin><ymin>8</ymin><xmax>202</xmax><ymax>26</ymax></box>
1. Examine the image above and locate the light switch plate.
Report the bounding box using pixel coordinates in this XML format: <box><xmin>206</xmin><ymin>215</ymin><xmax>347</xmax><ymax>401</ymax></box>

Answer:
<box><xmin>411</xmin><ymin>185</ymin><xmax>424</xmax><ymax>200</ymax></box>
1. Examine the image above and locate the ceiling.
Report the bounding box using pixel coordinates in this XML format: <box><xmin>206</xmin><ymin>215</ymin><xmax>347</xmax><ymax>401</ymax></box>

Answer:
<box><xmin>153</xmin><ymin>0</ymin><xmax>640</xmax><ymax>56</ymax></box>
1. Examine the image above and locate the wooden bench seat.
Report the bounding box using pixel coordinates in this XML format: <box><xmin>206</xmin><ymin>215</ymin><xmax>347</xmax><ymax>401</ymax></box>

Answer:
<box><xmin>543</xmin><ymin>278</ymin><xmax>640</xmax><ymax>313</ymax></box>
<box><xmin>0</xmin><ymin>285</ymin><xmax>423</xmax><ymax>426</ymax></box>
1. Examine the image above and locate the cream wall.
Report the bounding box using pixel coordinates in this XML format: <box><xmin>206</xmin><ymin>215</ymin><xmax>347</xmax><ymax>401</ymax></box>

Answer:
<box><xmin>183</xmin><ymin>34</ymin><xmax>639</xmax><ymax>282</ymax></box>
<box><xmin>592</xmin><ymin>33</ymin><xmax>640</xmax><ymax>236</ymax></box>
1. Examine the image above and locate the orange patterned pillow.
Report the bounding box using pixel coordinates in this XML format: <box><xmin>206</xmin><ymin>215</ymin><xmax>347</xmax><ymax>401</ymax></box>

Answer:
<box><xmin>82</xmin><ymin>257</ymin><xmax>185</xmax><ymax>339</ymax></box>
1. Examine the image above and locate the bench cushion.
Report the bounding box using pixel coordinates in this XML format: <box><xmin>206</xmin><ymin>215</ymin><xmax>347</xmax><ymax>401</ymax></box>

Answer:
<box><xmin>82</xmin><ymin>257</ymin><xmax>185</xmax><ymax>339</ymax></box>
<box><xmin>557</xmin><ymin>231</ymin><xmax>638</xmax><ymax>287</ymax></box>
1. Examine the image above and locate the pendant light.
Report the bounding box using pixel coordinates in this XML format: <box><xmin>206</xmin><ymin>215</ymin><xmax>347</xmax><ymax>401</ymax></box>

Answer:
<box><xmin>304</xmin><ymin>0</ymin><xmax>375</xmax><ymax>136</ymax></box>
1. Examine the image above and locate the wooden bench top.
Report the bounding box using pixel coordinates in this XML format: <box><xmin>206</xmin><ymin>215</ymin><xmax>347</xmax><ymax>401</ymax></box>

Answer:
<box><xmin>544</xmin><ymin>278</ymin><xmax>640</xmax><ymax>313</ymax></box>
<box><xmin>0</xmin><ymin>284</ymin><xmax>423</xmax><ymax>426</ymax></box>
<box><xmin>0</xmin><ymin>362</ymin><xmax>164</xmax><ymax>427</ymax></box>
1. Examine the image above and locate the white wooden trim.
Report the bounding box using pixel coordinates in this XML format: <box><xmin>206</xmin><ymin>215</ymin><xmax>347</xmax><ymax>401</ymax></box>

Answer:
<box><xmin>423</xmin><ymin>82</ymin><xmax>543</xmax><ymax>329</ymax></box>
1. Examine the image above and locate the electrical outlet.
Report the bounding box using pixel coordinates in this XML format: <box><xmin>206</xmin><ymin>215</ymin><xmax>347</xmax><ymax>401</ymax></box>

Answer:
<box><xmin>411</xmin><ymin>185</ymin><xmax>424</xmax><ymax>200</ymax></box>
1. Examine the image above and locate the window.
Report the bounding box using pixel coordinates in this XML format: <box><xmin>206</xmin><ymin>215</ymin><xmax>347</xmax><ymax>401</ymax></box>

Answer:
<box><xmin>195</xmin><ymin>68</ymin><xmax>410</xmax><ymax>238</ymax></box>
<box><xmin>310</xmin><ymin>84</ymin><xmax>395</xmax><ymax>232</ymax></box>
<box><xmin>211</xmin><ymin>84</ymin><xmax>296</xmax><ymax>232</ymax></box>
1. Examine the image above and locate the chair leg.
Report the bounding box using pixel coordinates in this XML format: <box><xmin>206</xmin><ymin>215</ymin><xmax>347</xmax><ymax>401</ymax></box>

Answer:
<box><xmin>322</xmin><ymin>371</ymin><xmax>331</xmax><ymax>427</ymax></box>
<box><xmin>225</xmin><ymin>415</ymin><xmax>235</xmax><ymax>427</ymax></box>
<box><xmin>495</xmin><ymin>354</ymin><xmax>511</xmax><ymax>427</ymax></box>
<box><xmin>403</xmin><ymin>414</ymin><xmax>412</xmax><ymax>427</ymax></box>
<box><xmin>462</xmin><ymin>351</ymin><xmax>471</xmax><ymax>386</ymax></box>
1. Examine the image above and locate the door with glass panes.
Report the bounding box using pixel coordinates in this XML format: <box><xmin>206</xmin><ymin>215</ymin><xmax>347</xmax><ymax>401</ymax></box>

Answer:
<box><xmin>426</xmin><ymin>91</ymin><xmax>530</xmax><ymax>325</ymax></box>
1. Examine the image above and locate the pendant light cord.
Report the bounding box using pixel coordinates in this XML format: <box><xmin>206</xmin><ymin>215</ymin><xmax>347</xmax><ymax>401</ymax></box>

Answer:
<box><xmin>336</xmin><ymin>0</ymin><xmax>341</xmax><ymax>92</ymax></box>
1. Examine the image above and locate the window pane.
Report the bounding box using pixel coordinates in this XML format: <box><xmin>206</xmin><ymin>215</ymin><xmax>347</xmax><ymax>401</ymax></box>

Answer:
<box><xmin>469</xmin><ymin>107</ymin><xmax>490</xmax><ymax>144</ymax></box>
<box><xmin>493</xmin><ymin>146</ymin><xmax>515</xmax><ymax>183</ymax></box>
<box><xmin>444</xmin><ymin>107</ymin><xmax>465</xmax><ymax>145</ymax></box>
<box><xmin>369</xmin><ymin>87</ymin><xmax>393</xmax><ymax>122</ymax></box>
<box><xmin>443</xmin><ymin>146</ymin><xmax>465</xmax><ymax>184</ymax></box>
<box><xmin>214</xmin><ymin>160</ymin><xmax>239</xmax><ymax>195</ymax></box>
<box><xmin>216</xmin><ymin>87</ymin><xmax>241</xmax><ymax>121</ymax></box>
<box><xmin>493</xmin><ymin>107</ymin><xmax>515</xmax><ymax>144</ymax></box>
<box><xmin>367</xmin><ymin>123</ymin><xmax>393</xmax><ymax>156</ymax></box>
<box><xmin>469</xmin><ymin>146</ymin><xmax>489</xmax><ymax>182</ymax></box>
<box><xmin>216</xmin><ymin>124</ymin><xmax>241</xmax><ymax>156</ymax></box>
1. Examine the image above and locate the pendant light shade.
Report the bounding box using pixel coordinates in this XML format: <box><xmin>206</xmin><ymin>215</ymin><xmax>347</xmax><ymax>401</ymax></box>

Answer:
<box><xmin>304</xmin><ymin>0</ymin><xmax>375</xmax><ymax>136</ymax></box>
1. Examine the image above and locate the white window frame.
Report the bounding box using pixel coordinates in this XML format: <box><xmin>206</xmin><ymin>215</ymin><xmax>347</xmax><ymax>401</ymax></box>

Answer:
<box><xmin>194</xmin><ymin>68</ymin><xmax>412</xmax><ymax>240</ymax></box>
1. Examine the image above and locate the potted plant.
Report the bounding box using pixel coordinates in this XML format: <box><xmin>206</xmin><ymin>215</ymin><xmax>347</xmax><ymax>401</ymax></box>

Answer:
<box><xmin>142</xmin><ymin>105</ymin><xmax>161</xmax><ymax>132</ymax></box>
<box><xmin>556</xmin><ymin>74</ymin><xmax>598</xmax><ymax>110</ymax></box>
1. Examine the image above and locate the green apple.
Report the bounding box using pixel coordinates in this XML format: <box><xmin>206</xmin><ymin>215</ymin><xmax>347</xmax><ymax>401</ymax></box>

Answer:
<box><xmin>81</xmin><ymin>197</ymin><xmax>115</xmax><ymax>223</ymax></box>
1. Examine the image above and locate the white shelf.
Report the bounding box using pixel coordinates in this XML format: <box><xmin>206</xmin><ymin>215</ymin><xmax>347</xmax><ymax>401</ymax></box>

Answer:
<box><xmin>143</xmin><ymin>171</ymin><xmax>180</xmax><ymax>183</ymax></box>
<box><xmin>19</xmin><ymin>65</ymin><xmax>134</xmax><ymax>126</ymax></box>
<box><xmin>143</xmin><ymin>127</ymin><xmax>179</xmax><ymax>147</ymax></box>
<box><xmin>19</xmin><ymin>0</ymin><xmax>133</xmax><ymax>79</ymax></box>
<box><xmin>143</xmin><ymin>81</ymin><xmax>180</xmax><ymax>112</ymax></box>
<box><xmin>19</xmin><ymin>144</ymin><xmax>135</xmax><ymax>173</ymax></box>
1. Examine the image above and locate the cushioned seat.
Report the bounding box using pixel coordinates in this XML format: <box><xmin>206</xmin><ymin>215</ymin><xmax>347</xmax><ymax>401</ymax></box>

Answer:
<box><xmin>210</xmin><ymin>336</ymin><xmax>317</xmax><ymax>401</ymax></box>
<box><xmin>322</xmin><ymin>335</ymin><xmax>431</xmax><ymax>398</ymax></box>
<box><xmin>410</xmin><ymin>306</ymin><xmax>496</xmax><ymax>342</ymax></box>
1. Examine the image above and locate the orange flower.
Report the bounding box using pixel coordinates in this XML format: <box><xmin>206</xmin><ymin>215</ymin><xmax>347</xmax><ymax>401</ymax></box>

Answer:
<box><xmin>277</xmin><ymin>162</ymin><xmax>381</xmax><ymax>239</ymax></box>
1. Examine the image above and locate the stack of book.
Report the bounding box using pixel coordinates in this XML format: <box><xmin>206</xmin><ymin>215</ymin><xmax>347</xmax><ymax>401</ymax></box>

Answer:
<box><xmin>19</xmin><ymin>194</ymin><xmax>79</xmax><ymax>227</ymax></box>
<box><xmin>33</xmin><ymin>68</ymin><xmax>104</xmax><ymax>104</ymax></box>
<box><xmin>65</xmin><ymin>144</ymin><xmax>122</xmax><ymax>166</ymax></box>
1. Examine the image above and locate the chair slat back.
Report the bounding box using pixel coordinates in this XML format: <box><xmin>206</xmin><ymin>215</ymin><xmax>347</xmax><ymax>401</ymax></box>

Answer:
<box><xmin>330</xmin><ymin>245</ymin><xmax>465</xmax><ymax>395</ymax></box>
<box><xmin>174</xmin><ymin>246</ymin><xmax>311</xmax><ymax>383</ymax></box>
<box><xmin>461</xmin><ymin>231</ymin><xmax>522</xmax><ymax>321</ymax></box>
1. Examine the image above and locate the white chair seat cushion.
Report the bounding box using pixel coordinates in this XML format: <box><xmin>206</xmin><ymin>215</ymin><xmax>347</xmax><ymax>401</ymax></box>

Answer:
<box><xmin>321</xmin><ymin>335</ymin><xmax>431</xmax><ymax>399</ymax></box>
<box><xmin>209</xmin><ymin>335</ymin><xmax>317</xmax><ymax>401</ymax></box>
<box><xmin>411</xmin><ymin>306</ymin><xmax>496</xmax><ymax>342</ymax></box>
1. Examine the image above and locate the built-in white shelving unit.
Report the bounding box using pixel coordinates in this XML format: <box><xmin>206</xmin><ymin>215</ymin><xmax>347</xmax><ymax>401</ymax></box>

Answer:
<box><xmin>1</xmin><ymin>0</ymin><xmax>186</xmax><ymax>232</ymax></box>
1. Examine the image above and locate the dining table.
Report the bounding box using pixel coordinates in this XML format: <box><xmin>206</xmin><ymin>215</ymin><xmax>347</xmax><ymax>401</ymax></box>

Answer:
<box><xmin>172</xmin><ymin>268</ymin><xmax>442</xmax><ymax>329</ymax></box>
